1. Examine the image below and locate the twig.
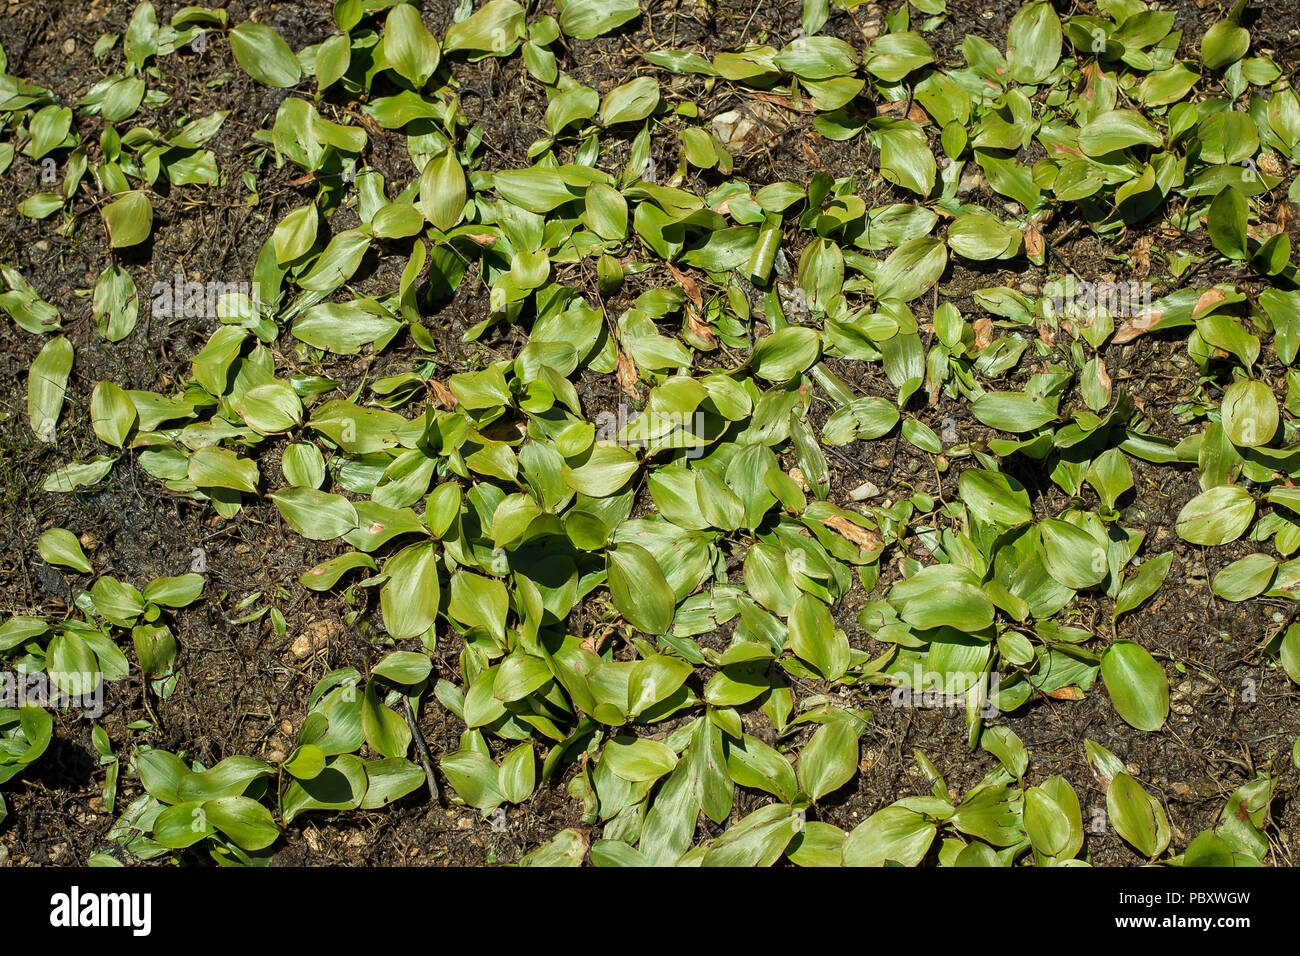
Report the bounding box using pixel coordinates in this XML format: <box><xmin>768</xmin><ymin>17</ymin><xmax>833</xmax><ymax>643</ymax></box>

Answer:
<box><xmin>403</xmin><ymin>695</ymin><xmax>441</xmax><ymax>805</ymax></box>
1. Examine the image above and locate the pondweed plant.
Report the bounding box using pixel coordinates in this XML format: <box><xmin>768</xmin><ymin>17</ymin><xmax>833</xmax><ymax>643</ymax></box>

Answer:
<box><xmin>1</xmin><ymin>0</ymin><xmax>1298</xmax><ymax>864</ymax></box>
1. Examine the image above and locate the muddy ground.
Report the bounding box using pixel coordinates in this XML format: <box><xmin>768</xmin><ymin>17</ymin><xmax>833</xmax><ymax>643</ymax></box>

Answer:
<box><xmin>1</xmin><ymin>0</ymin><xmax>1299</xmax><ymax>866</ymax></box>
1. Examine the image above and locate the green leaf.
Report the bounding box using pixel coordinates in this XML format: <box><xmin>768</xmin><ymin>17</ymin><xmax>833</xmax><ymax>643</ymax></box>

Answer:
<box><xmin>383</xmin><ymin>3</ymin><xmax>440</xmax><ymax>87</ymax></box>
<box><xmin>1212</xmin><ymin>553</ymin><xmax>1276</xmax><ymax>602</ymax></box>
<box><xmin>361</xmin><ymin>680</ymin><xmax>411</xmax><ymax>758</ymax></box>
<box><xmin>959</xmin><ymin>469</ymin><xmax>1033</xmax><ymax>526</ymax></box>
<box><xmin>874</xmin><ymin>237</ymin><xmax>946</xmax><ymax>302</ymax></box>
<box><xmin>1107</xmin><ymin>772</ymin><xmax>1167</xmax><ymax>858</ymax></box>
<box><xmin>751</xmin><ymin>326</ymin><xmax>820</xmax><ymax>382</ymax></box>
<box><xmin>235</xmin><ymin>382</ymin><xmax>303</xmax><ymax>435</ymax></box>
<box><xmin>797</xmin><ymin>717</ymin><xmax>859</xmax><ymax>802</ymax></box>
<box><xmin>498</xmin><ymin>742</ymin><xmax>536</xmax><ymax>803</ymax></box>
<box><xmin>894</xmin><ymin>565</ymin><xmax>995</xmax><ymax>632</ymax></box>
<box><xmin>1201</xmin><ymin>19</ymin><xmax>1250</xmax><ymax>71</ymax></box>
<box><xmin>176</xmin><ymin>756</ymin><xmax>275</xmax><ymax>802</ymax></box>
<box><xmin>281</xmin><ymin>754</ymin><xmax>367</xmax><ymax>823</ymax></box>
<box><xmin>556</xmin><ymin>0</ymin><xmax>639</xmax><ymax>39</ymax></box>
<box><xmin>102</xmin><ymin>191</ymin><xmax>153</xmax><ymax>248</ymax></box>
<box><xmin>440</xmin><ymin>750</ymin><xmax>504</xmax><ymax>812</ymax></box>
<box><xmin>1006</xmin><ymin>1</ymin><xmax>1061</xmax><ymax>84</ymax></box>
<box><xmin>1175</xmin><ymin>485</ymin><xmax>1255</xmax><ymax>546</ymax></box>
<box><xmin>230</xmin><ymin>22</ymin><xmax>302</xmax><ymax>88</ymax></box>
<box><xmin>972</xmin><ymin>391</ymin><xmax>1056</xmax><ymax>433</ymax></box>
<box><xmin>843</xmin><ymin>804</ymin><xmax>936</xmax><ymax>866</ymax></box>
<box><xmin>1207</xmin><ymin>187</ymin><xmax>1249</xmax><ymax>260</ymax></box>
<box><xmin>608</xmin><ymin>543</ymin><xmax>675</xmax><ymax>635</ymax></box>
<box><xmin>600</xmin><ymin>76</ymin><xmax>660</xmax><ymax>125</ymax></box>
<box><xmin>603</xmin><ymin>736</ymin><xmax>678</xmax><ymax>782</ymax></box>
<box><xmin>1039</xmin><ymin>518</ymin><xmax>1108</xmax><ymax>591</ymax></box>
<box><xmin>91</xmin><ymin>264</ymin><xmax>138</xmax><ymax>342</ymax></box>
<box><xmin>1079</xmin><ymin>110</ymin><xmax>1163</xmax><ymax>156</ymax></box>
<box><xmin>27</xmin><ymin>335</ymin><xmax>73</xmax><ymax>443</ymax></box>
<box><xmin>38</xmin><ymin>528</ymin><xmax>92</xmax><ymax>573</ymax></box>
<box><xmin>272</xmin><ymin>205</ymin><xmax>318</xmax><ymax>264</ymax></box>
<box><xmin>272</xmin><ymin>488</ymin><xmax>358</xmax><ymax>540</ymax></box>
<box><xmin>789</xmin><ymin>593</ymin><xmax>850</xmax><ymax>680</ymax></box>
<box><xmin>419</xmin><ymin>151</ymin><xmax>466</xmax><ymax>230</ymax></box>
<box><xmin>380</xmin><ymin>542</ymin><xmax>440</xmax><ymax>639</ymax></box>
<box><xmin>1220</xmin><ymin>379</ymin><xmax>1277</xmax><ymax>448</ymax></box>
<box><xmin>869</xmin><ymin>119</ymin><xmax>936</xmax><ymax>198</ymax></box>
<box><xmin>90</xmin><ymin>380</ymin><xmax>138</xmax><ymax>448</ymax></box>
<box><xmin>1101</xmin><ymin>641</ymin><xmax>1169</xmax><ymax>732</ymax></box>
<box><xmin>360</xmin><ymin>757</ymin><xmax>425</xmax><ymax>809</ymax></box>
<box><xmin>188</xmin><ymin>446</ymin><xmax>259</xmax><ymax>495</ymax></box>
<box><xmin>519</xmin><ymin>829</ymin><xmax>588</xmax><ymax>865</ymax></box>
<box><xmin>628</xmin><ymin>654</ymin><xmax>693</xmax><ymax>718</ymax></box>
<box><xmin>371</xmin><ymin>651</ymin><xmax>432</xmax><ymax>686</ymax></box>
<box><xmin>863</xmin><ymin>32</ymin><xmax>933</xmax><ymax>82</ymax></box>
<box><xmin>702</xmin><ymin>803</ymin><xmax>799</xmax><ymax>867</ymax></box>
<box><xmin>1114</xmin><ymin>552</ymin><xmax>1173</xmax><ymax>618</ymax></box>
<box><xmin>142</xmin><ymin>573</ymin><xmax>204</xmax><ymax>607</ymax></box>
<box><xmin>444</xmin><ymin>0</ymin><xmax>525</xmax><ymax>56</ymax></box>
<box><xmin>203</xmin><ymin>795</ymin><xmax>280</xmax><ymax>851</ymax></box>
<box><xmin>562</xmin><ymin>442</ymin><xmax>638</xmax><ymax>496</ymax></box>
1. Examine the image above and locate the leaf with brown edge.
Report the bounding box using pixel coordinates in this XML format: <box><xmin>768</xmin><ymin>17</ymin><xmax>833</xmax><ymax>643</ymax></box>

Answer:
<box><xmin>1092</xmin><ymin>357</ymin><xmax>1111</xmax><ymax>393</ymax></box>
<box><xmin>1112</xmin><ymin>310</ymin><xmax>1164</xmax><ymax>344</ymax></box>
<box><xmin>1043</xmin><ymin>686</ymin><xmax>1084</xmax><ymax>700</ymax></box>
<box><xmin>1192</xmin><ymin>287</ymin><xmax>1229</xmax><ymax>318</ymax></box>
<box><xmin>430</xmin><ymin>379</ymin><xmax>457</xmax><ymax>409</ymax></box>
<box><xmin>616</xmin><ymin>352</ymin><xmax>640</xmax><ymax>400</ymax></box>
<box><xmin>1024</xmin><ymin>222</ymin><xmax>1044</xmax><ymax>260</ymax></box>
<box><xmin>821</xmin><ymin>514</ymin><xmax>881</xmax><ymax>550</ymax></box>
<box><xmin>666</xmin><ymin>263</ymin><xmax>702</xmax><ymax>309</ymax></box>
<box><xmin>686</xmin><ymin>309</ymin><xmax>717</xmax><ymax>348</ymax></box>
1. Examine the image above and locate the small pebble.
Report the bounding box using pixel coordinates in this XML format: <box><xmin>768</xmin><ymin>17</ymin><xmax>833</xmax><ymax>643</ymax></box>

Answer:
<box><xmin>848</xmin><ymin>481</ymin><xmax>880</xmax><ymax>501</ymax></box>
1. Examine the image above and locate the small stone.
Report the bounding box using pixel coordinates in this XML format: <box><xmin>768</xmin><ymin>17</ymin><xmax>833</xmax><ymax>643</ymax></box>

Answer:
<box><xmin>79</xmin><ymin>531</ymin><xmax>99</xmax><ymax>552</ymax></box>
<box><xmin>0</xmin><ymin>844</ymin><xmax>9</xmax><ymax>866</ymax></box>
<box><xmin>848</xmin><ymin>480</ymin><xmax>880</xmax><ymax>501</ymax></box>
<box><xmin>957</xmin><ymin>170</ymin><xmax>985</xmax><ymax>195</ymax></box>
<box><xmin>1259</xmin><ymin>153</ymin><xmax>1283</xmax><ymax>177</ymax></box>
<box><xmin>62</xmin><ymin>38</ymin><xmax>75</xmax><ymax>56</ymax></box>
<box><xmin>456</xmin><ymin>816</ymin><xmax>475</xmax><ymax>830</ymax></box>
<box><xmin>710</xmin><ymin>110</ymin><xmax>756</xmax><ymax>152</ymax></box>
<box><xmin>290</xmin><ymin>617</ymin><xmax>342</xmax><ymax>659</ymax></box>
<box><xmin>34</xmin><ymin>240</ymin><xmax>49</xmax><ymax>252</ymax></box>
